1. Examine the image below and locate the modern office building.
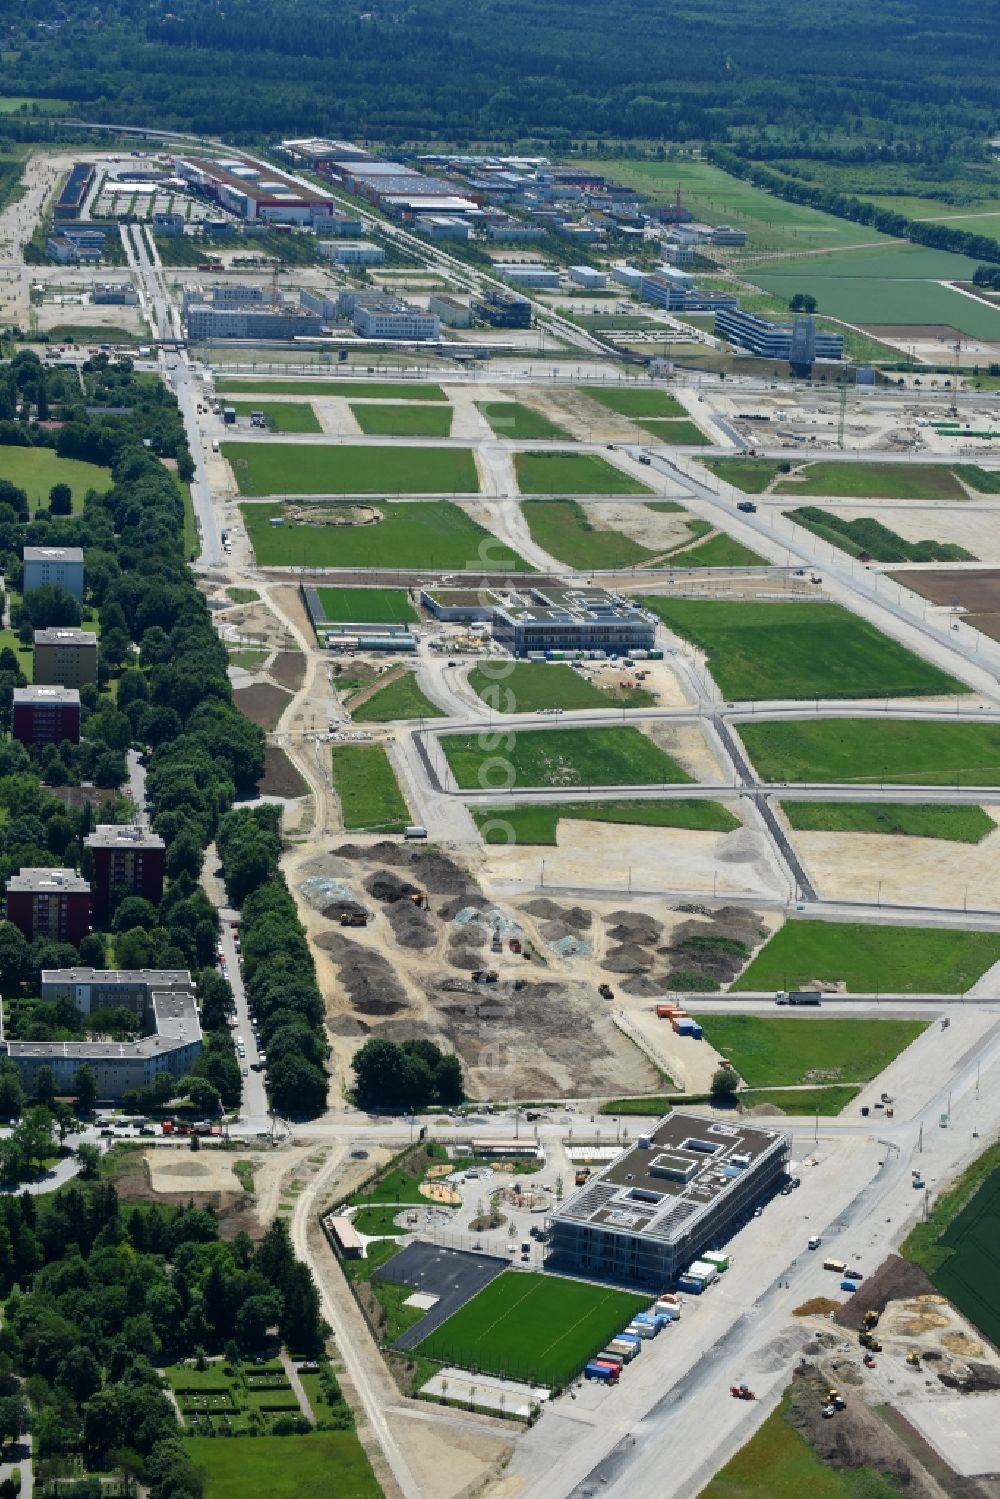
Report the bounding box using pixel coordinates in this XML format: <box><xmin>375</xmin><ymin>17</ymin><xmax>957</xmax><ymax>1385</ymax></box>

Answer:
<box><xmin>325</xmin><ymin>240</ymin><xmax>385</xmax><ymax>265</ymax></box>
<box><xmin>711</xmin><ymin>224</ymin><xmax>748</xmax><ymax>246</ymax></box>
<box><xmin>299</xmin><ymin>288</ymin><xmax>340</xmax><ymax>321</ymax></box>
<box><xmin>153</xmin><ymin>211</ymin><xmax>185</xmax><ymax>235</ymax></box>
<box><xmin>33</xmin><ymin>628</ymin><xmax>98</xmax><ymax>689</ymax></box>
<box><xmin>12</xmin><ymin>686</ymin><xmax>81</xmax><ymax>747</ymax></box>
<box><xmin>502</xmin><ymin>264</ymin><xmax>560</xmax><ymax>288</ymax></box>
<box><xmin>53</xmin><ymin>163</ymin><xmax>94</xmax><ymax>221</ymax></box>
<box><xmin>5</xmin><ymin>869</ymin><xmax>91</xmax><ymax>945</ymax></box>
<box><xmin>5</xmin><ymin>972</ymin><xmax>201</xmax><ymax>1100</ymax></box>
<box><xmin>545</xmin><ymin>1113</ymin><xmax>790</xmax><ymax>1288</ymax></box>
<box><xmin>351</xmin><ymin>298</ymin><xmax>440</xmax><ymax>340</ymax></box>
<box><xmin>22</xmin><ymin>546</ymin><xmax>84</xmax><ymax>600</ymax></box>
<box><xmin>490</xmin><ymin>587</ymin><xmax>656</xmax><ymax>657</ymax></box>
<box><xmin>173</xmin><ymin>152</ymin><xmax>335</xmax><ymax>224</ymax></box>
<box><xmin>92</xmin><ymin>283</ymin><xmax>138</xmax><ymax>306</ymax></box>
<box><xmin>85</xmin><ymin>824</ymin><xmax>166</xmax><ymax>923</ymax></box>
<box><xmin>471</xmin><ymin>289</ymin><xmax>532</xmax><ymax>327</ymax></box>
<box><xmin>185</xmin><ymin>304</ymin><xmax>324</xmax><ymax>341</ymax></box>
<box><xmin>612</xmin><ymin>265</ymin><xmax>645</xmax><ymax>291</ymax></box>
<box><xmin>47</xmin><ymin>236</ymin><xmax>101</xmax><ymax>265</ymax></box>
<box><xmin>414</xmin><ymin>214</ymin><xmax>471</xmax><ymax>240</ymax></box>
<box><xmin>428</xmin><ymin>294</ymin><xmax>471</xmax><ymax>327</ymax></box>
<box><xmin>713</xmin><ymin>307</ymin><xmax>843</xmax><ymax>364</ymax></box>
<box><xmin>569</xmin><ymin>265</ymin><xmax>607</xmax><ymax>289</ymax></box>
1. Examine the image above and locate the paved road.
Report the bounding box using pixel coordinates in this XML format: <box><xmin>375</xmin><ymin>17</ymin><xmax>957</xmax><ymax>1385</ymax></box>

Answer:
<box><xmin>218</xmin><ymin>906</ymin><xmax>270</xmax><ymax>1130</ymax></box>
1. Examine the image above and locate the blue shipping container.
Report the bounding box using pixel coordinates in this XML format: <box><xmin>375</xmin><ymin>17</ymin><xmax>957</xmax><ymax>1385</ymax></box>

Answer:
<box><xmin>840</xmin><ymin>1279</ymin><xmax>857</xmax><ymax>1293</ymax></box>
<box><xmin>677</xmin><ymin>1277</ymin><xmax>703</xmax><ymax>1294</ymax></box>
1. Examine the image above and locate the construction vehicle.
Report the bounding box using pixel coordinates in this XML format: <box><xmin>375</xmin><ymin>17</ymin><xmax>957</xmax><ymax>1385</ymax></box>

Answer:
<box><xmin>491</xmin><ymin>933</ymin><xmax>503</xmax><ymax>953</ymax></box>
<box><xmin>863</xmin><ymin>1353</ymin><xmax>877</xmax><ymax>1369</ymax></box>
<box><xmin>598</xmin><ymin>984</ymin><xmax>614</xmax><ymax>999</ymax></box>
<box><xmin>906</xmin><ymin>1351</ymin><xmax>921</xmax><ymax>1368</ymax></box>
<box><xmin>827</xmin><ymin>1390</ymin><xmax>846</xmax><ymax>1410</ymax></box>
<box><xmin>730</xmin><ymin>1384</ymin><xmax>756</xmax><ymax>1401</ymax></box>
<box><xmin>575</xmin><ymin>1167</ymin><xmax>591</xmax><ymax>1186</ymax></box>
<box><xmin>859</xmin><ymin>1332</ymin><xmax>882</xmax><ymax>1352</ymax></box>
<box><xmin>340</xmin><ymin>911</ymin><xmax>368</xmax><ymax>927</ymax></box>
<box><xmin>862</xmin><ymin>1310</ymin><xmax>880</xmax><ymax>1330</ymax></box>
<box><xmin>472</xmin><ymin>969</ymin><xmax>499</xmax><ymax>984</ymax></box>
<box><xmin>409</xmin><ymin>891</ymin><xmax>427</xmax><ymax>909</ymax></box>
<box><xmin>509</xmin><ymin>938</ymin><xmax>522</xmax><ymax>954</ymax></box>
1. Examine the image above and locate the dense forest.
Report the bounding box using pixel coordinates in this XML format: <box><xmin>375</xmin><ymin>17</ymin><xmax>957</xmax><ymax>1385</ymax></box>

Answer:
<box><xmin>1</xmin><ymin>0</ymin><xmax>999</xmax><ymax>145</ymax></box>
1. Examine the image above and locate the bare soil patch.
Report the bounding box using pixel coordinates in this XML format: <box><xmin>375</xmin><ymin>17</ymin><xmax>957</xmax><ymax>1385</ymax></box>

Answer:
<box><xmin>834</xmin><ymin>1254</ymin><xmax>937</xmax><ymax>1331</ymax></box>
<box><xmin>787</xmin><ymin>1365</ymin><xmax>938</xmax><ymax>1496</ymax></box>
<box><xmin>889</xmin><ymin>568</ymin><xmax>1000</xmax><ymax>643</ymax></box>
<box><xmin>269</xmin><ymin>650</ymin><xmax>306</xmax><ymax>690</ymax></box>
<box><xmin>234</xmin><ymin>681</ymin><xmax>291</xmax><ymax>730</ymax></box>
<box><xmin>258</xmin><ymin>745</ymin><xmax>308</xmax><ymax>798</ymax></box>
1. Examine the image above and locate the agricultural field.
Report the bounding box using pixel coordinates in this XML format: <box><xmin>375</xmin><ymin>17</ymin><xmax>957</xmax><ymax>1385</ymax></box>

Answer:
<box><xmin>477</xmin><ymin>402</ymin><xmax>572</xmax><ymax>440</ymax></box>
<box><xmin>348</xmin><ymin>673</ymin><xmax>444</xmax><ymax>723</ymax></box>
<box><xmin>467</xmin><ymin>662</ymin><xmax>654</xmax><ymax>713</ymax></box>
<box><xmin>574</xmin><ymin>158</ymin><xmax>875</xmax><ymax>253</ymax></box>
<box><xmin>774</xmin><ymin>462</ymin><xmax>966</xmax><ymax>502</ymax></box>
<box><xmin>186</xmin><ymin>1433</ymin><xmax>381</xmax><ymax>1499</ymax></box>
<box><xmin>441</xmin><ymin>725</ymin><xmax>691</xmax><ymax>790</ymax></box>
<box><xmin>314</xmin><ymin>587</ymin><xmax>418</xmax><ymax>624</ymax></box>
<box><xmin>691</xmin><ymin>1013</ymin><xmax>926</xmax><ymax>1086</ymax></box>
<box><xmin>702</xmin><ymin>458</ymin><xmax>788</xmax><ymax>494</ymax></box>
<box><xmin>227</xmin><ymin>401</ymin><xmax>321</xmax><ymax>433</ymax></box>
<box><xmin>0</xmin><ymin>95</ymin><xmax>71</xmax><ymax>112</ymax></box>
<box><xmin>636</xmin><ymin>418</ymin><xmax>711</xmax><ymax>445</ymax></box>
<box><xmin>515</xmin><ymin>452</ymin><xmax>652</xmax><ymax>496</ymax></box>
<box><xmin>521</xmin><ymin>499</ymin><xmax>658</xmax><ymax>569</ymax></box>
<box><xmin>640</xmin><ymin>599</ymin><xmax>962</xmax><ymax>701</ymax></box>
<box><xmin>330</xmin><ymin>743</ymin><xmax>410</xmax><ymax>832</ymax></box>
<box><xmin>350</xmin><ymin>403</ymin><xmax>454</xmax><ymax>437</ymax></box>
<box><xmin>904</xmin><ymin>1143</ymin><xmax>1000</xmax><ymax>1347</ymax></box>
<box><xmin>586</xmin><ymin>387</ymin><xmax>689</xmax><ymax>418</ymax></box>
<box><xmin>223</xmin><ymin>443</ymin><xmax>479</xmax><ymax>495</ymax></box>
<box><xmin>780</xmin><ymin>802</ymin><xmax>995</xmax><ymax>842</ymax></box>
<box><xmin>240</xmin><ymin>501</ymin><xmax>527</xmax><ymax>570</ymax></box>
<box><xmin>473</xmin><ymin>798</ymin><xmax>739</xmax><ymax>845</ymax></box>
<box><xmin>416</xmin><ymin>1270</ymin><xmax>647</xmax><ymax>1388</ymax></box>
<box><xmin>786</xmin><ymin>508</ymin><xmax>974</xmax><ymax>563</ymax></box>
<box><xmin>0</xmin><ymin>447</ymin><xmax>112</xmax><ymax>508</ymax></box>
<box><xmin>216</xmin><ymin>379</ymin><xmax>448</xmax><ymax>400</ymax></box>
<box><xmin>731</xmin><ymin>920</ymin><xmax>1000</xmax><ymax>994</ymax></box>
<box><xmin>740</xmin><ymin>719</ymin><xmax>1000</xmax><ymax>786</ymax></box>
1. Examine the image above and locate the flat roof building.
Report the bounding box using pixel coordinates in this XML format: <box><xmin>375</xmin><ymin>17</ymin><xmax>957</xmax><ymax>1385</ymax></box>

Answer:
<box><xmin>6</xmin><ymin>868</ymin><xmax>90</xmax><ymax>946</ymax></box>
<box><xmin>569</xmin><ymin>265</ymin><xmax>607</xmax><ymax>288</ymax></box>
<box><xmin>351</xmin><ymin>298</ymin><xmax>440</xmax><ymax>341</ymax></box>
<box><xmin>545</xmin><ymin>1112</ymin><xmax>790</xmax><ymax>1287</ymax></box>
<box><xmin>12</xmin><ymin>685</ymin><xmax>81</xmax><ymax>747</ymax></box>
<box><xmin>491</xmin><ymin>587</ymin><xmax>655</xmax><ymax>658</ymax></box>
<box><xmin>85</xmin><ymin>824</ymin><xmax>166</xmax><ymax>924</ymax></box>
<box><xmin>42</xmin><ymin>967</ymin><xmax>193</xmax><ymax>1014</ymax></box>
<box><xmin>325</xmin><ymin>240</ymin><xmax>385</xmax><ymax>265</ymax></box>
<box><xmin>23</xmin><ymin>546</ymin><xmax>84</xmax><ymax>600</ymax></box>
<box><xmin>471</xmin><ymin>289</ymin><xmax>532</xmax><ymax>328</ymax></box>
<box><xmin>185</xmin><ymin>304</ymin><xmax>324</xmax><ymax>342</ymax></box>
<box><xmin>33</xmin><ymin>628</ymin><xmax>98</xmax><ymax>689</ymax></box>
<box><xmin>714</xmin><ymin>307</ymin><xmax>843</xmax><ymax>365</ymax></box>
<box><xmin>174</xmin><ymin>152</ymin><xmax>334</xmax><ymax>224</ymax></box>
<box><xmin>428</xmin><ymin>294</ymin><xmax>471</xmax><ymax>328</ymax></box>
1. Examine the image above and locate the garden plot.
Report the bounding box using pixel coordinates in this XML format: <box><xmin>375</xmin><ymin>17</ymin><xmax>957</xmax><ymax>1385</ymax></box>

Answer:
<box><xmin>783</xmin><ymin>810</ymin><xmax>1000</xmax><ymax>912</ymax></box>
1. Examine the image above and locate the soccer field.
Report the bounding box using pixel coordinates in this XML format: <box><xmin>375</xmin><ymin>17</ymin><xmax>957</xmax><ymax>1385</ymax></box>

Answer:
<box><xmin>416</xmin><ymin>1271</ymin><xmax>647</xmax><ymax>1387</ymax></box>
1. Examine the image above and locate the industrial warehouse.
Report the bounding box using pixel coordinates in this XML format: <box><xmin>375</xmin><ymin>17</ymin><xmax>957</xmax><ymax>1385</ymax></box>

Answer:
<box><xmin>545</xmin><ymin>1114</ymin><xmax>791</xmax><ymax>1288</ymax></box>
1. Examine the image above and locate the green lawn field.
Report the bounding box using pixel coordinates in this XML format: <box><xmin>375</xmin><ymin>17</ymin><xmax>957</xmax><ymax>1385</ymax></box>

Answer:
<box><xmin>331</xmin><ymin>743</ymin><xmax>410</xmax><ymax>832</ymax></box>
<box><xmin>473</xmin><ymin>798</ymin><xmax>739</xmax><ymax>845</ymax></box>
<box><xmin>0</xmin><ymin>446</ymin><xmax>112</xmax><ymax>508</ymax></box>
<box><xmin>315</xmin><ymin>586</ymin><xmax>418</xmax><ymax>624</ymax></box>
<box><xmin>350</xmin><ymin>673</ymin><xmax>444</xmax><ymax>722</ymax></box>
<box><xmin>216</xmin><ymin>379</ymin><xmax>447</xmax><ymax>400</ymax></box>
<box><xmin>227</xmin><ymin>401</ymin><xmax>321</xmax><ymax>433</ymax></box>
<box><xmin>731</xmin><ymin>920</ymin><xmax>1000</xmax><ymax>993</ymax></box>
<box><xmin>522</xmin><ymin>499</ymin><xmax>657</xmax><ymax>568</ymax></box>
<box><xmin>587</xmin><ymin>387</ymin><xmax>688</xmax><ymax>418</ymax></box>
<box><xmin>754</xmin><ymin>263</ymin><xmax>1000</xmax><ymax>340</ymax></box>
<box><xmin>702</xmin><ymin>458</ymin><xmax>788</xmax><ymax>494</ymax></box>
<box><xmin>699</xmin><ymin>1392</ymin><xmax>900</xmax><ymax>1499</ymax></box>
<box><xmin>442</xmin><ymin>725</ymin><xmax>690</xmax><ymax>790</ymax></box>
<box><xmin>738</xmin><ymin>1086</ymin><xmax>861</xmax><ymax>1116</ymax></box>
<box><xmin>0</xmin><ymin>96</ymin><xmax>71</xmax><ymax>113</ymax></box>
<box><xmin>467</xmin><ymin>662</ymin><xmax>654</xmax><ymax>713</ymax></box>
<box><xmin>775</xmin><ymin>462</ymin><xmax>966</xmax><ymax>502</ymax></box>
<box><xmin>780</xmin><ymin>802</ymin><xmax>995</xmax><ymax>842</ymax></box>
<box><xmin>740</xmin><ymin>719</ymin><xmax>1000</xmax><ymax>786</ymax></box>
<box><xmin>636</xmin><ymin>418</ymin><xmax>711</xmax><ymax>445</ymax></box>
<box><xmin>904</xmin><ymin>1144</ymin><xmax>1000</xmax><ymax>1347</ymax></box>
<box><xmin>186</xmin><ymin>1434</ymin><xmax>381</xmax><ymax>1499</ymax></box>
<box><xmin>691</xmin><ymin>1012</ymin><xmax>926</xmax><ymax>1085</ymax></box>
<box><xmin>477</xmin><ymin>402</ymin><xmax>572</xmax><ymax>440</ymax></box>
<box><xmin>350</xmin><ymin>403</ymin><xmax>454</xmax><ymax>437</ymax></box>
<box><xmin>671</xmin><ymin>533</ymin><xmax>767</xmax><ymax>568</ymax></box>
<box><xmin>224</xmin><ymin>442</ymin><xmax>478</xmax><ymax>495</ymax></box>
<box><xmin>640</xmin><ymin>598</ymin><xmax>962</xmax><ymax>700</ymax></box>
<box><xmin>241</xmin><ymin>501</ymin><xmax>527</xmax><ymax>570</ymax></box>
<box><xmin>515</xmin><ymin>452</ymin><xmax>652</xmax><ymax>496</ymax></box>
<box><xmin>416</xmin><ymin>1271</ymin><xmax>648</xmax><ymax>1387</ymax></box>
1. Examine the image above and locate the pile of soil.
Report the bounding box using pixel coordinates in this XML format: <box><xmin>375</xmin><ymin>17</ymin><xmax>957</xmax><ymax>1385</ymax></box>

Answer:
<box><xmin>602</xmin><ymin>946</ymin><xmax>656</xmax><ymax>974</ymax></box>
<box><xmin>385</xmin><ymin>900</ymin><xmax>437</xmax><ymax>950</ymax></box>
<box><xmin>321</xmin><ymin>899</ymin><xmax>370</xmax><ymax>923</ymax></box>
<box><xmin>365</xmin><ymin>870</ymin><xmax>423</xmax><ymax>904</ymax></box>
<box><xmin>328</xmin><ymin>1014</ymin><xmax>371</xmax><ymax>1037</ymax></box>
<box><xmin>447</xmin><ymin>927</ymin><xmax>487</xmax><ymax>971</ymax></box>
<box><xmin>793</xmin><ymin>1298</ymin><xmax>842</xmax><ymax>1318</ymax></box>
<box><xmin>315</xmin><ymin>933</ymin><xmax>410</xmax><ymax>1015</ymax></box>
<box><xmin>524</xmin><ymin>899</ymin><xmax>592</xmax><ymax>930</ymax></box>
<box><xmin>941</xmin><ymin>1362</ymin><xmax>1000</xmax><ymax>1393</ymax></box>
<box><xmin>439</xmin><ymin>893</ymin><xmax>488</xmax><ymax>921</ymax></box>
<box><xmin>606</xmin><ymin>911</ymin><xmax>662</xmax><ymax>945</ymax></box>
<box><xmin>619</xmin><ymin>974</ymin><xmax>670</xmax><ymax>997</ymax></box>
<box><xmin>786</xmin><ymin>1367</ymin><xmax>926</xmax><ymax>1492</ymax></box>
<box><xmin>834</xmin><ymin>1255</ymin><xmax>936</xmax><ymax>1332</ymax></box>
<box><xmin>658</xmin><ymin>906</ymin><xmax>767</xmax><ymax>987</ymax></box>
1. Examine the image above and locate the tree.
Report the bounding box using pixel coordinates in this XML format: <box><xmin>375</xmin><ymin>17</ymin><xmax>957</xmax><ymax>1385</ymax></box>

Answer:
<box><xmin>165</xmin><ymin>827</ymin><xmax>203</xmax><ymax>882</ymax></box>
<box><xmin>788</xmin><ymin>292</ymin><xmax>818</xmax><ymax>313</ymax></box>
<box><xmin>73</xmin><ymin>1065</ymin><xmax>97</xmax><ymax>1115</ymax></box>
<box><xmin>0</xmin><ymin>1393</ymin><xmax>29</xmax><ymax>1452</ymax></box>
<box><xmin>33</xmin><ymin>1066</ymin><xmax>57</xmax><ymax>1107</ymax></box>
<box><xmin>710</xmin><ymin>1067</ymin><xmax>740</xmax><ymax>1101</ymax></box>
<box><xmin>184</xmin><ymin>1078</ymin><xmax>219</xmax><ymax>1115</ymax></box>
<box><xmin>48</xmin><ymin>483</ymin><xmax>72</xmax><ymax>516</ymax></box>
<box><xmin>235</xmin><ymin>1292</ymin><xmax>282</xmax><ymax>1353</ymax></box>
<box><xmin>0</xmin><ymin>1065</ymin><xmax>23</xmax><ymax>1122</ymax></box>
<box><xmin>76</xmin><ymin>1142</ymin><xmax>101</xmax><ymax>1180</ymax></box>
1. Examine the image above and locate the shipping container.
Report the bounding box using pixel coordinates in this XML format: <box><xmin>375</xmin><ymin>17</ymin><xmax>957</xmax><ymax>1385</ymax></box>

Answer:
<box><xmin>608</xmin><ymin>1339</ymin><xmax>639</xmax><ymax>1360</ymax></box>
<box><xmin>627</xmin><ymin>1321</ymin><xmax>656</xmax><ymax>1339</ymax></box>
<box><xmin>653</xmin><ymin>1300</ymin><xmax>680</xmax><ymax>1320</ymax></box>
<box><xmin>676</xmin><ymin>1276</ymin><xmax>703</xmax><ymax>1295</ymax></box>
<box><xmin>823</xmin><ymin>1258</ymin><xmax>847</xmax><ymax>1274</ymax></box>
<box><xmin>584</xmin><ymin>1361</ymin><xmax>619</xmax><ymax>1383</ymax></box>
<box><xmin>688</xmin><ymin>1260</ymin><xmax>718</xmax><ymax>1285</ymax></box>
<box><xmin>597</xmin><ymin>1352</ymin><xmax>624</xmax><ymax>1369</ymax></box>
<box><xmin>840</xmin><ymin>1279</ymin><xmax>858</xmax><ymax>1293</ymax></box>
<box><xmin>702</xmin><ymin>1251</ymin><xmax>730</xmax><ymax>1272</ymax></box>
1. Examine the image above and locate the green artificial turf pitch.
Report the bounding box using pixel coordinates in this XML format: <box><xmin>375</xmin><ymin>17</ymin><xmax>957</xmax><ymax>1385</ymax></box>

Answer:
<box><xmin>416</xmin><ymin>1271</ymin><xmax>647</xmax><ymax>1387</ymax></box>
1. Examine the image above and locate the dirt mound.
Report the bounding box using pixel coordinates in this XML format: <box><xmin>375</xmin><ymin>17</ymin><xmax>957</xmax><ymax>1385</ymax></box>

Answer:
<box><xmin>787</xmin><ymin>1367</ymin><xmax>924</xmax><ymax>1490</ymax></box>
<box><xmin>940</xmin><ymin>1361</ymin><xmax>1000</xmax><ymax>1393</ymax></box>
<box><xmin>941</xmin><ymin>1330</ymin><xmax>985</xmax><ymax>1359</ymax></box>
<box><xmin>322</xmin><ymin>899</ymin><xmax>369</xmax><ymax>923</ymax></box>
<box><xmin>603</xmin><ymin>945</ymin><xmax>656</xmax><ymax>974</ymax></box>
<box><xmin>523</xmin><ymin>899</ymin><xmax>592</xmax><ymax>930</ymax></box>
<box><xmin>315</xmin><ymin>933</ymin><xmax>410</xmax><ymax>1015</ymax></box>
<box><xmin>834</xmin><ymin>1254</ymin><xmax>937</xmax><ymax>1331</ymax></box>
<box><xmin>385</xmin><ymin>900</ymin><xmax>437</xmax><ymax>950</ymax></box>
<box><xmin>793</xmin><ymin>1298</ymin><xmax>842</xmax><ymax>1318</ymax></box>
<box><xmin>657</xmin><ymin>906</ymin><xmax>767</xmax><ymax>986</ymax></box>
<box><xmin>349</xmin><ymin>843</ymin><xmax>473</xmax><ymax>895</ymax></box>
<box><xmin>365</xmin><ymin>870</ymin><xmax>422</xmax><ymax>904</ymax></box>
<box><xmin>620</xmin><ymin>973</ymin><xmax>671</xmax><ymax>997</ymax></box>
<box><xmin>438</xmin><ymin>892</ymin><xmax>488</xmax><ymax>921</ymax></box>
<box><xmin>328</xmin><ymin>1015</ymin><xmax>371</xmax><ymax>1036</ymax></box>
<box><xmin>716</xmin><ymin>827</ymin><xmax>769</xmax><ymax>864</ymax></box>
<box><xmin>606</xmin><ymin>911</ymin><xmax>662</xmax><ymax>945</ymax></box>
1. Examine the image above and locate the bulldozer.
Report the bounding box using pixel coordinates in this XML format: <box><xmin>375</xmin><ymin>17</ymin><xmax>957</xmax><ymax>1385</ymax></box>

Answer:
<box><xmin>862</xmin><ymin>1310</ymin><xmax>880</xmax><ymax>1330</ymax></box>
<box><xmin>340</xmin><ymin>911</ymin><xmax>368</xmax><ymax>927</ymax></box>
<box><xmin>859</xmin><ymin>1331</ymin><xmax>882</xmax><ymax>1352</ymax></box>
<box><xmin>906</xmin><ymin>1351</ymin><xmax>921</xmax><ymax>1368</ymax></box>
